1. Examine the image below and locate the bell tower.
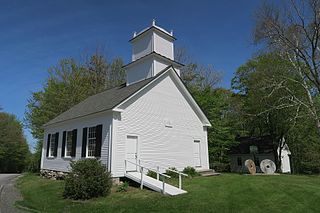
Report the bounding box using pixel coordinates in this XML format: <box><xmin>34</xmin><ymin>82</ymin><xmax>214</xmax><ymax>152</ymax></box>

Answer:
<box><xmin>124</xmin><ymin>20</ymin><xmax>183</xmax><ymax>85</ymax></box>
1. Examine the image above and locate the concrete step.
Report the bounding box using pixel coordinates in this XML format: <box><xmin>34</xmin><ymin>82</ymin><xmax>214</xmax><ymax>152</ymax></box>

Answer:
<box><xmin>197</xmin><ymin>169</ymin><xmax>221</xmax><ymax>177</ymax></box>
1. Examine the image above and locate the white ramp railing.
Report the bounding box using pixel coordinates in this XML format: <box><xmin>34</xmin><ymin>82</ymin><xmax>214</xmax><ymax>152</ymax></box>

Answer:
<box><xmin>125</xmin><ymin>159</ymin><xmax>188</xmax><ymax>191</ymax></box>
<box><xmin>125</xmin><ymin>159</ymin><xmax>171</xmax><ymax>194</ymax></box>
<box><xmin>137</xmin><ymin>159</ymin><xmax>188</xmax><ymax>190</ymax></box>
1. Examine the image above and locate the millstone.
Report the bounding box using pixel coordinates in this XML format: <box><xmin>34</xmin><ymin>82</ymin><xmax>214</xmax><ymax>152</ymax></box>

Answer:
<box><xmin>245</xmin><ymin>159</ymin><xmax>256</xmax><ymax>175</ymax></box>
<box><xmin>260</xmin><ymin>159</ymin><xmax>276</xmax><ymax>174</ymax></box>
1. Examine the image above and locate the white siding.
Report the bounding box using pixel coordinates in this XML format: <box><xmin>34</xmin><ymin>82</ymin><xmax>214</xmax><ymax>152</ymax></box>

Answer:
<box><xmin>153</xmin><ymin>31</ymin><xmax>174</xmax><ymax>60</ymax></box>
<box><xmin>112</xmin><ymin>72</ymin><xmax>209</xmax><ymax>177</ymax></box>
<box><xmin>132</xmin><ymin>30</ymin><xmax>153</xmax><ymax>61</ymax></box>
<box><xmin>126</xmin><ymin>57</ymin><xmax>153</xmax><ymax>85</ymax></box>
<box><xmin>127</xmin><ymin>56</ymin><xmax>181</xmax><ymax>85</ymax></box>
<box><xmin>154</xmin><ymin>58</ymin><xmax>180</xmax><ymax>76</ymax></box>
<box><xmin>41</xmin><ymin>112</ymin><xmax>112</xmax><ymax>172</ymax></box>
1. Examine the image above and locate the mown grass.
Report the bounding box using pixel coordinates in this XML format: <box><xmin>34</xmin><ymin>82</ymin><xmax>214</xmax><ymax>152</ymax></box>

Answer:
<box><xmin>17</xmin><ymin>173</ymin><xmax>320</xmax><ymax>213</ymax></box>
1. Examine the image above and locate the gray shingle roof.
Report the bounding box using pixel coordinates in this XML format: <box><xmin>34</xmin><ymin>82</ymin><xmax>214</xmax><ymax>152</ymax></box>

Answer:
<box><xmin>44</xmin><ymin>76</ymin><xmax>157</xmax><ymax>126</ymax></box>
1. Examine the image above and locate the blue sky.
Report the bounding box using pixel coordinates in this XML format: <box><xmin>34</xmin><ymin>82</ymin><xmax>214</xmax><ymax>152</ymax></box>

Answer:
<box><xmin>0</xmin><ymin>0</ymin><xmax>264</xmax><ymax>150</ymax></box>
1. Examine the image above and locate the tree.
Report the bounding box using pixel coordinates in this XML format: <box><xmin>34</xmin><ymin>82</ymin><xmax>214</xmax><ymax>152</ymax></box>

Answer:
<box><xmin>0</xmin><ymin>112</ymin><xmax>30</xmax><ymax>173</ymax></box>
<box><xmin>254</xmin><ymin>0</ymin><xmax>320</xmax><ymax>134</ymax></box>
<box><xmin>25</xmin><ymin>53</ymin><xmax>125</xmax><ymax>142</ymax></box>
<box><xmin>232</xmin><ymin>53</ymin><xmax>308</xmax><ymax>171</ymax></box>
<box><xmin>286</xmin><ymin>114</ymin><xmax>320</xmax><ymax>173</ymax></box>
<box><xmin>175</xmin><ymin>47</ymin><xmax>222</xmax><ymax>91</ymax></box>
<box><xmin>25</xmin><ymin>52</ymin><xmax>125</xmax><ymax>171</ymax></box>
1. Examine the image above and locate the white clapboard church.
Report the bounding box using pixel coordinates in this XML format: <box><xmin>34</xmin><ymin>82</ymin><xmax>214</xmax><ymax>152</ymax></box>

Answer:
<box><xmin>41</xmin><ymin>21</ymin><xmax>211</xmax><ymax>195</ymax></box>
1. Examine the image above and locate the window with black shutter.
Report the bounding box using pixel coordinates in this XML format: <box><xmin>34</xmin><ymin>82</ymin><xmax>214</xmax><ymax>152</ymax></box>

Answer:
<box><xmin>46</xmin><ymin>134</ymin><xmax>51</xmax><ymax>157</ymax></box>
<box><xmin>87</xmin><ymin>127</ymin><xmax>97</xmax><ymax>157</ymax></box>
<box><xmin>82</xmin><ymin>125</ymin><xmax>102</xmax><ymax>158</ymax></box>
<box><xmin>48</xmin><ymin>133</ymin><xmax>56</xmax><ymax>157</ymax></box>
<box><xmin>65</xmin><ymin>131</ymin><xmax>73</xmax><ymax>157</ymax></box>
<box><xmin>62</xmin><ymin>129</ymin><xmax>77</xmax><ymax>158</ymax></box>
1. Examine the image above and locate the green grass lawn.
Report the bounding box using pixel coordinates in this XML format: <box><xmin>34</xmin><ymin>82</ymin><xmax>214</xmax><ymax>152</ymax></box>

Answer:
<box><xmin>16</xmin><ymin>173</ymin><xmax>320</xmax><ymax>213</ymax></box>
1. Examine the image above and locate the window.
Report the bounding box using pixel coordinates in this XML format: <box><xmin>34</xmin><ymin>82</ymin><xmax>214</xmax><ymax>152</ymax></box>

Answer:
<box><xmin>87</xmin><ymin>127</ymin><xmax>96</xmax><ymax>157</ymax></box>
<box><xmin>49</xmin><ymin>134</ymin><xmax>56</xmax><ymax>157</ymax></box>
<box><xmin>237</xmin><ymin>157</ymin><xmax>242</xmax><ymax>166</ymax></box>
<box><xmin>65</xmin><ymin>131</ymin><xmax>73</xmax><ymax>157</ymax></box>
<box><xmin>249</xmin><ymin>145</ymin><xmax>258</xmax><ymax>154</ymax></box>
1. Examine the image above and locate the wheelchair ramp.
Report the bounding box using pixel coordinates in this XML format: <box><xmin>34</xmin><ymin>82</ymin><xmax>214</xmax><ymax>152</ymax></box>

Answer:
<box><xmin>125</xmin><ymin>171</ymin><xmax>187</xmax><ymax>196</ymax></box>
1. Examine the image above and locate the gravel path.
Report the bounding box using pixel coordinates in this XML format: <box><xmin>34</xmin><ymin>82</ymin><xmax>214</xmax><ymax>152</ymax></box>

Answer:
<box><xmin>0</xmin><ymin>174</ymin><xmax>24</xmax><ymax>213</ymax></box>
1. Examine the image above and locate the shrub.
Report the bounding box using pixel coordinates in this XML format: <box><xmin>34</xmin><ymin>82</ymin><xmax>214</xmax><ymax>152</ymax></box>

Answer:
<box><xmin>116</xmin><ymin>182</ymin><xmax>129</xmax><ymax>192</ymax></box>
<box><xmin>26</xmin><ymin>154</ymin><xmax>40</xmax><ymax>173</ymax></box>
<box><xmin>63</xmin><ymin>159</ymin><xmax>112</xmax><ymax>200</ymax></box>
<box><xmin>165</xmin><ymin>167</ymin><xmax>179</xmax><ymax>178</ymax></box>
<box><xmin>182</xmin><ymin>166</ymin><xmax>199</xmax><ymax>177</ymax></box>
<box><xmin>210</xmin><ymin>162</ymin><xmax>230</xmax><ymax>172</ymax></box>
<box><xmin>147</xmin><ymin>170</ymin><xmax>157</xmax><ymax>179</ymax></box>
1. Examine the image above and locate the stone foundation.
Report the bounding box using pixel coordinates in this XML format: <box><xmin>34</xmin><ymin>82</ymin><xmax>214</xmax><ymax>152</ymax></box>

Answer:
<box><xmin>40</xmin><ymin>169</ymin><xmax>68</xmax><ymax>180</ymax></box>
<box><xmin>112</xmin><ymin>177</ymin><xmax>120</xmax><ymax>185</ymax></box>
<box><xmin>41</xmin><ymin>169</ymin><xmax>121</xmax><ymax>184</ymax></box>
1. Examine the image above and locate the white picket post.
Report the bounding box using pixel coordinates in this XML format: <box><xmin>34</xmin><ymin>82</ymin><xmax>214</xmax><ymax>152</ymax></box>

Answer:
<box><xmin>179</xmin><ymin>173</ymin><xmax>182</xmax><ymax>189</ymax></box>
<box><xmin>140</xmin><ymin>167</ymin><xmax>143</xmax><ymax>190</ymax></box>
<box><xmin>124</xmin><ymin>160</ymin><xmax>127</xmax><ymax>173</ymax></box>
<box><xmin>157</xmin><ymin>166</ymin><xmax>160</xmax><ymax>180</ymax></box>
<box><xmin>162</xmin><ymin>178</ymin><xmax>165</xmax><ymax>194</ymax></box>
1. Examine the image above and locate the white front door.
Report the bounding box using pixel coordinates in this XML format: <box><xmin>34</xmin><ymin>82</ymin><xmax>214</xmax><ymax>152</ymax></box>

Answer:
<box><xmin>126</xmin><ymin>135</ymin><xmax>138</xmax><ymax>171</ymax></box>
<box><xmin>193</xmin><ymin>140</ymin><xmax>201</xmax><ymax>167</ymax></box>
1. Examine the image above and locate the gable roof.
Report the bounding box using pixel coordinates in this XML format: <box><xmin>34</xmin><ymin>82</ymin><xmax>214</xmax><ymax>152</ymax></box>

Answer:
<box><xmin>44</xmin><ymin>75</ymin><xmax>158</xmax><ymax>127</ymax></box>
<box><xmin>114</xmin><ymin>66</ymin><xmax>211</xmax><ymax>127</ymax></box>
<box><xmin>44</xmin><ymin>66</ymin><xmax>211</xmax><ymax>127</ymax></box>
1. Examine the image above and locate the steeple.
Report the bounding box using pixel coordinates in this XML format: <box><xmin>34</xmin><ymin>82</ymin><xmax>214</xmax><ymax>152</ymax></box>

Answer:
<box><xmin>124</xmin><ymin>20</ymin><xmax>183</xmax><ymax>85</ymax></box>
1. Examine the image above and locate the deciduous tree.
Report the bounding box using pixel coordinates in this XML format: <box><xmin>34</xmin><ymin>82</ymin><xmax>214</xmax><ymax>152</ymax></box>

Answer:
<box><xmin>25</xmin><ymin>52</ymin><xmax>125</xmax><ymax>171</ymax></box>
<box><xmin>232</xmin><ymin>53</ymin><xmax>308</xmax><ymax>171</ymax></box>
<box><xmin>0</xmin><ymin>112</ymin><xmax>30</xmax><ymax>173</ymax></box>
<box><xmin>254</xmin><ymin>0</ymin><xmax>320</xmax><ymax>134</ymax></box>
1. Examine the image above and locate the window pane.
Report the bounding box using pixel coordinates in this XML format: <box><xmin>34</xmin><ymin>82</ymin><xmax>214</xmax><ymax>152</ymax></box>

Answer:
<box><xmin>88</xmin><ymin>138</ymin><xmax>96</xmax><ymax>157</ymax></box>
<box><xmin>66</xmin><ymin>131</ymin><xmax>73</xmax><ymax>157</ymax></box>
<box><xmin>50</xmin><ymin>134</ymin><xmax>56</xmax><ymax>157</ymax></box>
<box><xmin>87</xmin><ymin>127</ymin><xmax>96</xmax><ymax>157</ymax></box>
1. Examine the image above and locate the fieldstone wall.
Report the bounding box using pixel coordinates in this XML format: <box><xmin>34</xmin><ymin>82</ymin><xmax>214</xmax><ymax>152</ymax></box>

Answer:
<box><xmin>40</xmin><ymin>169</ymin><xmax>67</xmax><ymax>180</ymax></box>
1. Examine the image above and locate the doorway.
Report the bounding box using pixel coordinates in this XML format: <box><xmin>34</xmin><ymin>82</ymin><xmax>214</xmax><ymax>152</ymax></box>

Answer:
<box><xmin>126</xmin><ymin>135</ymin><xmax>138</xmax><ymax>171</ymax></box>
<box><xmin>193</xmin><ymin>140</ymin><xmax>201</xmax><ymax>167</ymax></box>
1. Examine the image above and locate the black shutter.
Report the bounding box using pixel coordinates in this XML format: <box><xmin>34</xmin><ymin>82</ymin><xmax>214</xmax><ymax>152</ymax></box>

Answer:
<box><xmin>95</xmin><ymin>124</ymin><xmax>103</xmax><ymax>157</ymax></box>
<box><xmin>82</xmin><ymin>128</ymin><xmax>88</xmax><ymax>158</ymax></box>
<box><xmin>54</xmin><ymin>132</ymin><xmax>59</xmax><ymax>157</ymax></box>
<box><xmin>61</xmin><ymin>131</ymin><xmax>66</xmax><ymax>157</ymax></box>
<box><xmin>46</xmin><ymin>134</ymin><xmax>51</xmax><ymax>157</ymax></box>
<box><xmin>71</xmin><ymin>129</ymin><xmax>77</xmax><ymax>157</ymax></box>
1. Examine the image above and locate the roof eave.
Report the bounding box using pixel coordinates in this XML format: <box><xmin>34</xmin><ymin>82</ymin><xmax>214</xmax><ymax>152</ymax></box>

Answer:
<box><xmin>129</xmin><ymin>26</ymin><xmax>177</xmax><ymax>42</ymax></box>
<box><xmin>43</xmin><ymin>109</ymin><xmax>113</xmax><ymax>128</ymax></box>
<box><xmin>123</xmin><ymin>52</ymin><xmax>184</xmax><ymax>69</ymax></box>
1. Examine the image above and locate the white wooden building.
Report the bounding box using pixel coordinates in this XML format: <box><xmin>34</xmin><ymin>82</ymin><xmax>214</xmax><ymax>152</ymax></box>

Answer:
<box><xmin>41</xmin><ymin>21</ymin><xmax>211</xmax><ymax>187</ymax></box>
